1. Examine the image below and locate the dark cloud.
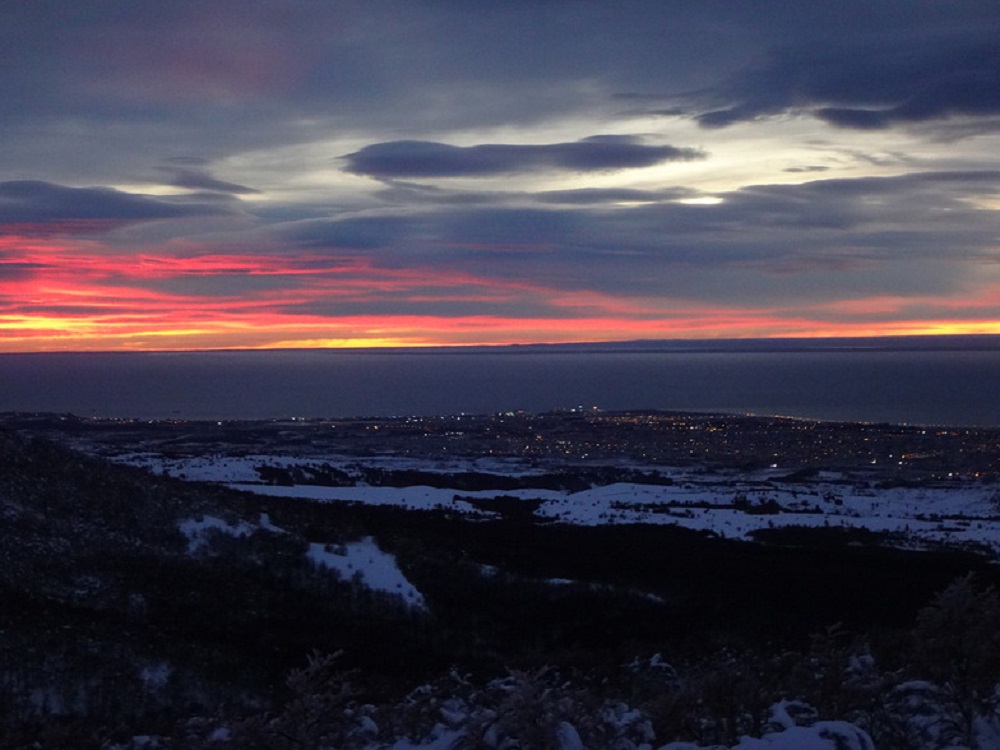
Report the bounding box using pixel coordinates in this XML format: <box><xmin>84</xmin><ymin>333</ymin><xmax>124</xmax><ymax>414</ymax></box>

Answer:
<box><xmin>0</xmin><ymin>261</ymin><xmax>45</xmax><ymax>279</ymax></box>
<box><xmin>696</xmin><ymin>33</ymin><xmax>1000</xmax><ymax>132</ymax></box>
<box><xmin>342</xmin><ymin>137</ymin><xmax>704</xmax><ymax>178</ymax></box>
<box><xmin>134</xmin><ymin>274</ymin><xmax>302</xmax><ymax>298</ymax></box>
<box><xmin>0</xmin><ymin>180</ymin><xmax>228</xmax><ymax>226</ymax></box>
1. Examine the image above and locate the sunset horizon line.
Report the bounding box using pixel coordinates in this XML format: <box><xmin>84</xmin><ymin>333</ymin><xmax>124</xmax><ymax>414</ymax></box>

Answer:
<box><xmin>4</xmin><ymin>330</ymin><xmax>1000</xmax><ymax>357</ymax></box>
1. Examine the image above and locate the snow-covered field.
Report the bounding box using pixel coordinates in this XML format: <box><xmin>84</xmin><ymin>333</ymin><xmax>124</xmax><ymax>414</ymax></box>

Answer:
<box><xmin>120</xmin><ymin>451</ymin><xmax>1000</xmax><ymax>558</ymax></box>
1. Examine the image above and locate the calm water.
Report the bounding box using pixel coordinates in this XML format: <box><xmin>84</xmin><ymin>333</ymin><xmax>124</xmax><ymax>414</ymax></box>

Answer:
<box><xmin>1</xmin><ymin>348</ymin><xmax>999</xmax><ymax>427</ymax></box>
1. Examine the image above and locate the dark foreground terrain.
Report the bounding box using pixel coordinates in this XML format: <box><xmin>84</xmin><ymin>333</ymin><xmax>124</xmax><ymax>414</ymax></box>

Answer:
<box><xmin>2</xmin><ymin>419</ymin><xmax>1000</xmax><ymax>747</ymax></box>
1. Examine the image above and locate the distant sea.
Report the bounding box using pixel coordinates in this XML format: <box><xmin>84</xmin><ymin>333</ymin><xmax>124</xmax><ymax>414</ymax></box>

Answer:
<box><xmin>2</xmin><ymin>336</ymin><xmax>1000</xmax><ymax>428</ymax></box>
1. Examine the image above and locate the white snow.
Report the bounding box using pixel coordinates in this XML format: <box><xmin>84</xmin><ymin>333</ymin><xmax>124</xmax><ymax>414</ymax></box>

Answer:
<box><xmin>307</xmin><ymin>537</ymin><xmax>425</xmax><ymax>608</ymax></box>
<box><xmin>224</xmin><ymin>467</ymin><xmax>1000</xmax><ymax>558</ymax></box>
<box><xmin>725</xmin><ymin>722</ymin><xmax>874</xmax><ymax>749</ymax></box>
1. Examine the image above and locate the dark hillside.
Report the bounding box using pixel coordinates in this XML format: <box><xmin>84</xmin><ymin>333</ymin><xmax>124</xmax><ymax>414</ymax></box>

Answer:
<box><xmin>278</xmin><ymin>500</ymin><xmax>998</xmax><ymax>657</ymax></box>
<box><xmin>3</xmin><ymin>427</ymin><xmax>1000</xmax><ymax>745</ymax></box>
<box><xmin>0</xmin><ymin>429</ymin><xmax>438</xmax><ymax>734</ymax></box>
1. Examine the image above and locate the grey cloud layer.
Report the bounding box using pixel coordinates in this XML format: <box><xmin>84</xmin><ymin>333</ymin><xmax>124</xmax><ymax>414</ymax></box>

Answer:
<box><xmin>3</xmin><ymin>165</ymin><xmax>996</xmax><ymax>321</ymax></box>
<box><xmin>284</xmin><ymin>170</ymin><xmax>999</xmax><ymax>303</ymax></box>
<box><xmin>1</xmin><ymin>0</ymin><xmax>996</xmax><ymax>184</ymax></box>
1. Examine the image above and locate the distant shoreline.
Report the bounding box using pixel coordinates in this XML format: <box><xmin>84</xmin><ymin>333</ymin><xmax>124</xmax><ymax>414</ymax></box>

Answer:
<box><xmin>2</xmin><ymin>332</ymin><xmax>1000</xmax><ymax>357</ymax></box>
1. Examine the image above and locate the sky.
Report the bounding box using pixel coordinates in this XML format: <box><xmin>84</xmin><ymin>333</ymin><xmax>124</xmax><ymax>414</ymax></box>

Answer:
<box><xmin>1</xmin><ymin>0</ymin><xmax>999</xmax><ymax>351</ymax></box>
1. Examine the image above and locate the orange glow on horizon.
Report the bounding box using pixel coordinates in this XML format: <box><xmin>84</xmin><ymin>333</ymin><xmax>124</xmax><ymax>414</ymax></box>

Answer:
<box><xmin>4</xmin><ymin>309</ymin><xmax>1000</xmax><ymax>353</ymax></box>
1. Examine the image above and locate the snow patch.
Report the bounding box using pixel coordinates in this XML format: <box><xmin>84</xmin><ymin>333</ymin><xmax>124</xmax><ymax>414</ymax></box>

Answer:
<box><xmin>258</xmin><ymin>512</ymin><xmax>285</xmax><ymax>532</ymax></box>
<box><xmin>177</xmin><ymin>515</ymin><xmax>257</xmax><ymax>554</ymax></box>
<box><xmin>307</xmin><ymin>537</ymin><xmax>425</xmax><ymax>608</ymax></box>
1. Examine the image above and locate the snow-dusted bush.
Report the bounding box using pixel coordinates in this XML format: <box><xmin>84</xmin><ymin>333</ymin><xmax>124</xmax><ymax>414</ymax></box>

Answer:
<box><xmin>902</xmin><ymin>574</ymin><xmax>1000</xmax><ymax>749</ymax></box>
<box><xmin>386</xmin><ymin>667</ymin><xmax>659</xmax><ymax>749</ymax></box>
<box><xmin>231</xmin><ymin>651</ymin><xmax>378</xmax><ymax>749</ymax></box>
<box><xmin>911</xmin><ymin>574</ymin><xmax>1000</xmax><ymax>697</ymax></box>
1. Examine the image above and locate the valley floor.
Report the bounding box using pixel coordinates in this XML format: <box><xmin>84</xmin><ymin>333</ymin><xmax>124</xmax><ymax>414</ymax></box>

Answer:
<box><xmin>83</xmin><ymin>424</ymin><xmax>1000</xmax><ymax>561</ymax></box>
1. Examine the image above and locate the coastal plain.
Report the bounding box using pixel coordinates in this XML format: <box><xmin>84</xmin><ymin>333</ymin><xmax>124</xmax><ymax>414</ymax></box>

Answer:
<box><xmin>9</xmin><ymin>409</ymin><xmax>1000</xmax><ymax>560</ymax></box>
